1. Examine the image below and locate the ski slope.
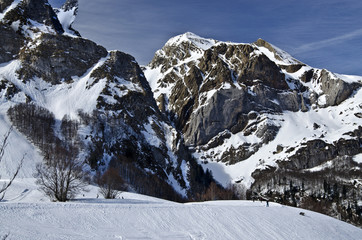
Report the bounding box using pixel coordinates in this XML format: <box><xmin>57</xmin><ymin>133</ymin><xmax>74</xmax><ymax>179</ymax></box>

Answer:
<box><xmin>0</xmin><ymin>182</ymin><xmax>361</xmax><ymax>240</ymax></box>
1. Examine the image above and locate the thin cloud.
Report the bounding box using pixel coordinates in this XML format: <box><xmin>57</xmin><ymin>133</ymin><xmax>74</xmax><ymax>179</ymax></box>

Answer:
<box><xmin>293</xmin><ymin>28</ymin><xmax>362</xmax><ymax>54</ymax></box>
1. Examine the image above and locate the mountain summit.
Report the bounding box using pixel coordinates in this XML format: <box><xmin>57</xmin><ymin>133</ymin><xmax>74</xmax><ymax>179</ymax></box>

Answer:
<box><xmin>145</xmin><ymin>32</ymin><xmax>362</xmax><ymax>225</ymax></box>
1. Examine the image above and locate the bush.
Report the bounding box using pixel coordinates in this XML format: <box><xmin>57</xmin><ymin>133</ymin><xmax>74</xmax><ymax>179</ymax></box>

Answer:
<box><xmin>34</xmin><ymin>145</ymin><xmax>87</xmax><ymax>202</ymax></box>
<box><xmin>97</xmin><ymin>167</ymin><xmax>126</xmax><ymax>199</ymax></box>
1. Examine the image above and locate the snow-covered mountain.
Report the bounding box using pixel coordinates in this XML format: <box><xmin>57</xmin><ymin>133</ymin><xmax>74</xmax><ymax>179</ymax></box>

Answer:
<box><xmin>0</xmin><ymin>0</ymin><xmax>200</xmax><ymax>202</ymax></box>
<box><xmin>144</xmin><ymin>32</ymin><xmax>362</xmax><ymax>225</ymax></box>
<box><xmin>0</xmin><ymin>0</ymin><xmax>361</xmax><ymax>227</ymax></box>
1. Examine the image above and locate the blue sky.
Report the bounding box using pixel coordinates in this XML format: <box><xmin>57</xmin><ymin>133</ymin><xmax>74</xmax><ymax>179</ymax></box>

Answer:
<box><xmin>50</xmin><ymin>0</ymin><xmax>362</xmax><ymax>75</ymax></box>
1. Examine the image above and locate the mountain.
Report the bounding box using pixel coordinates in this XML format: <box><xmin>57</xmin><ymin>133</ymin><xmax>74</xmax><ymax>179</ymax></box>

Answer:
<box><xmin>144</xmin><ymin>32</ymin><xmax>362</xmax><ymax>225</ymax></box>
<box><xmin>0</xmin><ymin>0</ymin><xmax>361</xmax><ymax>227</ymax></box>
<box><xmin>0</xmin><ymin>0</ymin><xmax>209</xmax><ymax>202</ymax></box>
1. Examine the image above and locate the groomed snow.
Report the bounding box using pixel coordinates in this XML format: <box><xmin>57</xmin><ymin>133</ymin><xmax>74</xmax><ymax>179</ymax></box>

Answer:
<box><xmin>1</xmin><ymin>187</ymin><xmax>361</xmax><ymax>240</ymax></box>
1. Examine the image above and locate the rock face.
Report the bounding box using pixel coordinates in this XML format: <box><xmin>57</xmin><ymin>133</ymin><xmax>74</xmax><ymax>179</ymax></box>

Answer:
<box><xmin>18</xmin><ymin>33</ymin><xmax>108</xmax><ymax>84</ymax></box>
<box><xmin>62</xmin><ymin>0</ymin><xmax>78</xmax><ymax>11</ymax></box>
<box><xmin>317</xmin><ymin>69</ymin><xmax>359</xmax><ymax>106</ymax></box>
<box><xmin>0</xmin><ymin>0</ymin><xmax>13</xmax><ymax>12</ymax></box>
<box><xmin>2</xmin><ymin>0</ymin><xmax>64</xmax><ymax>34</ymax></box>
<box><xmin>0</xmin><ymin>23</ymin><xmax>24</xmax><ymax>63</ymax></box>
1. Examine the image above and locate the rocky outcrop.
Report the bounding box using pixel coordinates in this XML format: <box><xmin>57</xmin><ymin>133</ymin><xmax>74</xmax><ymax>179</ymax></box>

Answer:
<box><xmin>62</xmin><ymin>0</ymin><xmax>78</xmax><ymax>12</ymax></box>
<box><xmin>3</xmin><ymin>0</ymin><xmax>64</xmax><ymax>34</ymax></box>
<box><xmin>315</xmin><ymin>69</ymin><xmax>360</xmax><ymax>106</ymax></box>
<box><xmin>0</xmin><ymin>0</ymin><xmax>13</xmax><ymax>12</ymax></box>
<box><xmin>18</xmin><ymin>33</ymin><xmax>107</xmax><ymax>83</ymax></box>
<box><xmin>237</xmin><ymin>54</ymin><xmax>288</xmax><ymax>90</ymax></box>
<box><xmin>0</xmin><ymin>23</ymin><xmax>24</xmax><ymax>63</ymax></box>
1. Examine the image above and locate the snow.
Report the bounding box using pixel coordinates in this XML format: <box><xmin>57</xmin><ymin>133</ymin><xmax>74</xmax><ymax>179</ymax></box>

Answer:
<box><xmin>0</xmin><ymin>56</ymin><xmax>111</xmax><ymax>120</ymax></box>
<box><xmin>1</xmin><ymin>183</ymin><xmax>361</xmax><ymax>240</ymax></box>
<box><xmin>57</xmin><ymin>6</ymin><xmax>78</xmax><ymax>36</ymax></box>
<box><xmin>305</xmin><ymin>160</ymin><xmax>334</xmax><ymax>172</ymax></box>
<box><xmin>141</xmin><ymin>117</ymin><xmax>162</xmax><ymax>148</ymax></box>
<box><xmin>0</xmin><ymin>0</ymin><xmax>21</xmax><ymax>20</ymax></box>
<box><xmin>335</xmin><ymin>73</ymin><xmax>362</xmax><ymax>84</ymax></box>
<box><xmin>253</xmin><ymin>45</ymin><xmax>300</xmax><ymax>66</ymax></box>
<box><xmin>0</xmin><ymin>109</ymin><xmax>42</xmax><ymax>180</ymax></box>
<box><xmin>353</xmin><ymin>153</ymin><xmax>362</xmax><ymax>164</ymax></box>
<box><xmin>165</xmin><ymin>32</ymin><xmax>217</xmax><ymax>50</ymax></box>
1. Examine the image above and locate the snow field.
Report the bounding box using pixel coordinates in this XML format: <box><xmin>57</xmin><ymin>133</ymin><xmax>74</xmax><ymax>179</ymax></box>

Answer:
<box><xmin>1</xmin><ymin>197</ymin><xmax>361</xmax><ymax>240</ymax></box>
<box><xmin>2</xmin><ymin>180</ymin><xmax>360</xmax><ymax>240</ymax></box>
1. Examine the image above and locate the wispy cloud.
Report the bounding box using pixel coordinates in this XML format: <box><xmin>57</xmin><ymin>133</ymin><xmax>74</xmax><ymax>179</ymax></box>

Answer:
<box><xmin>293</xmin><ymin>28</ymin><xmax>362</xmax><ymax>54</ymax></box>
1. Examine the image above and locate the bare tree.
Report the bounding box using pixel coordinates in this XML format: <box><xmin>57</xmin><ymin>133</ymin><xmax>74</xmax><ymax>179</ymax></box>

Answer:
<box><xmin>34</xmin><ymin>145</ymin><xmax>87</xmax><ymax>202</ymax></box>
<box><xmin>97</xmin><ymin>167</ymin><xmax>125</xmax><ymax>199</ymax></box>
<box><xmin>0</xmin><ymin>126</ymin><xmax>23</xmax><ymax>201</ymax></box>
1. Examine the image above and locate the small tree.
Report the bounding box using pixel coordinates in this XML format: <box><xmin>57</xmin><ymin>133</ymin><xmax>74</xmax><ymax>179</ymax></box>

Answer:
<box><xmin>0</xmin><ymin>127</ymin><xmax>23</xmax><ymax>201</ymax></box>
<box><xmin>34</xmin><ymin>145</ymin><xmax>87</xmax><ymax>202</ymax></box>
<box><xmin>98</xmin><ymin>167</ymin><xmax>125</xmax><ymax>199</ymax></box>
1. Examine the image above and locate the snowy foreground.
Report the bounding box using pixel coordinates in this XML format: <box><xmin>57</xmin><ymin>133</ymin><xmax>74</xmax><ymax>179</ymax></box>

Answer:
<box><xmin>1</xmin><ymin>180</ymin><xmax>361</xmax><ymax>240</ymax></box>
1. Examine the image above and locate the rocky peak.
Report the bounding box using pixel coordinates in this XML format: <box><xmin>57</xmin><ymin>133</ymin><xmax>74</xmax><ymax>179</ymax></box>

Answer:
<box><xmin>2</xmin><ymin>0</ymin><xmax>64</xmax><ymax>34</ymax></box>
<box><xmin>165</xmin><ymin>32</ymin><xmax>218</xmax><ymax>50</ymax></box>
<box><xmin>55</xmin><ymin>0</ymin><xmax>80</xmax><ymax>36</ymax></box>
<box><xmin>254</xmin><ymin>38</ymin><xmax>302</xmax><ymax>66</ymax></box>
<box><xmin>149</xmin><ymin>32</ymin><xmax>217</xmax><ymax>71</ymax></box>
<box><xmin>0</xmin><ymin>0</ymin><xmax>13</xmax><ymax>12</ymax></box>
<box><xmin>61</xmin><ymin>0</ymin><xmax>78</xmax><ymax>12</ymax></box>
<box><xmin>18</xmin><ymin>33</ymin><xmax>107</xmax><ymax>84</ymax></box>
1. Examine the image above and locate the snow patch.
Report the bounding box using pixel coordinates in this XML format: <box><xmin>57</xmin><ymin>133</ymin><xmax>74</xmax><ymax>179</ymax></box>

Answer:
<box><xmin>353</xmin><ymin>154</ymin><xmax>362</xmax><ymax>164</ymax></box>
<box><xmin>141</xmin><ymin>117</ymin><xmax>162</xmax><ymax>148</ymax></box>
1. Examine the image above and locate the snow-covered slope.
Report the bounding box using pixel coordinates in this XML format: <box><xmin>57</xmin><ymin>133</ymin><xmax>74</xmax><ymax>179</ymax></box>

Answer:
<box><xmin>1</xmin><ymin>193</ymin><xmax>361</xmax><ymax>240</ymax></box>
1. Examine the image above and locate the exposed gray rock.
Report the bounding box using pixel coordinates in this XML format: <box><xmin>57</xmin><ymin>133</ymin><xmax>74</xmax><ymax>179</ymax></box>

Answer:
<box><xmin>237</xmin><ymin>54</ymin><xmax>288</xmax><ymax>90</ymax></box>
<box><xmin>0</xmin><ymin>0</ymin><xmax>13</xmax><ymax>12</ymax></box>
<box><xmin>61</xmin><ymin>0</ymin><xmax>78</xmax><ymax>11</ymax></box>
<box><xmin>91</xmin><ymin>50</ymin><xmax>161</xmax><ymax>123</ymax></box>
<box><xmin>0</xmin><ymin>78</ymin><xmax>21</xmax><ymax>99</ymax></box>
<box><xmin>316</xmin><ymin>69</ymin><xmax>360</xmax><ymax>106</ymax></box>
<box><xmin>3</xmin><ymin>0</ymin><xmax>64</xmax><ymax>34</ymax></box>
<box><xmin>279</xmin><ymin>137</ymin><xmax>361</xmax><ymax>170</ymax></box>
<box><xmin>220</xmin><ymin>142</ymin><xmax>260</xmax><ymax>164</ymax></box>
<box><xmin>0</xmin><ymin>23</ymin><xmax>24</xmax><ymax>63</ymax></box>
<box><xmin>18</xmin><ymin>33</ymin><xmax>107</xmax><ymax>84</ymax></box>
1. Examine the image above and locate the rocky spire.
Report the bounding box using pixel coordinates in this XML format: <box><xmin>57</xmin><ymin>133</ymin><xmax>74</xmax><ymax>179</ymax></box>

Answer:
<box><xmin>0</xmin><ymin>0</ymin><xmax>13</xmax><ymax>13</ymax></box>
<box><xmin>61</xmin><ymin>0</ymin><xmax>78</xmax><ymax>12</ymax></box>
<box><xmin>58</xmin><ymin>0</ymin><xmax>80</xmax><ymax>36</ymax></box>
<box><xmin>3</xmin><ymin>0</ymin><xmax>64</xmax><ymax>34</ymax></box>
